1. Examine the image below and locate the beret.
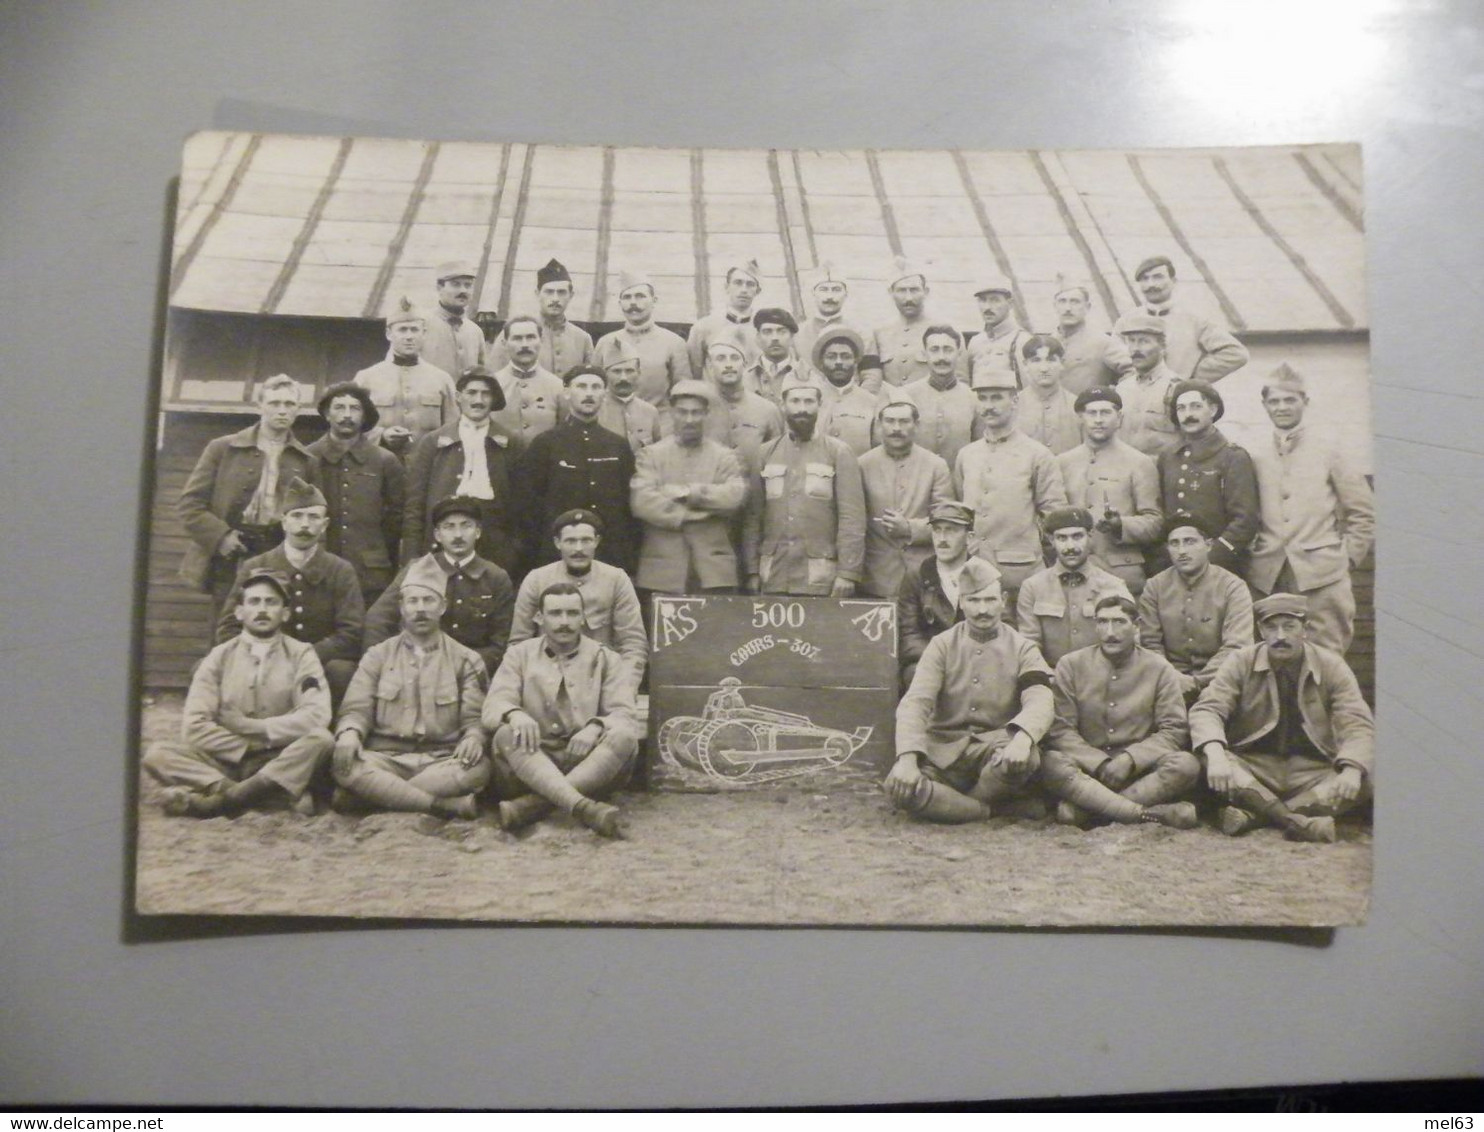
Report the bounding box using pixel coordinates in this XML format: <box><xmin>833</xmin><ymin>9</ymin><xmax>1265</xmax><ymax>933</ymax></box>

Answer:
<box><xmin>1074</xmin><ymin>386</ymin><xmax>1122</xmax><ymax>412</ymax></box>
<box><xmin>551</xmin><ymin>508</ymin><xmax>605</xmax><ymax>538</ymax></box>
<box><xmin>1133</xmin><ymin>255</ymin><xmax>1175</xmax><ymax>281</ymax></box>
<box><xmin>752</xmin><ymin>307</ymin><xmax>798</xmax><ymax>333</ymax></box>
<box><xmin>1168</xmin><ymin>379</ymin><xmax>1224</xmax><ymax>425</ymax></box>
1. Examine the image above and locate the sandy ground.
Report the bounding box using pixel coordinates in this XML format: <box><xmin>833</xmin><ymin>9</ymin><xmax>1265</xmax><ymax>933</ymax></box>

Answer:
<box><xmin>134</xmin><ymin>695</ymin><xmax>1371</xmax><ymax>928</ymax></box>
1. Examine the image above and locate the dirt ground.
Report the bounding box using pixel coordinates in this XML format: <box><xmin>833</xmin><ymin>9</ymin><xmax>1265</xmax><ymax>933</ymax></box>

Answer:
<box><xmin>134</xmin><ymin>695</ymin><xmax>1371</xmax><ymax>928</ymax></box>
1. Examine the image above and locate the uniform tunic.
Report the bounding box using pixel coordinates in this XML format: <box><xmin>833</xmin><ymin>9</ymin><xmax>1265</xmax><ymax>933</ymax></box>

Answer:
<box><xmin>745</xmin><ymin>355</ymin><xmax>815</xmax><ymax>406</ymax></box>
<box><xmin>482</xmin><ymin>635</ymin><xmax>639</xmax><ymax>756</ymax></box>
<box><xmin>1115</xmin><ymin>361</ymin><xmax>1182</xmax><ymax>457</ymax></box>
<box><xmin>306</xmin><ymin>432</ymin><xmax>406</xmax><ymax>600</ymax></box>
<box><xmin>681</xmin><ymin>388</ymin><xmax>783</xmax><ymax>474</ymax></box>
<box><xmin>594</xmin><ymin>323</ymin><xmax>693</xmax><ymax>408</ymax></box>
<box><xmin>1048</xmin><ymin>644</ymin><xmax>1190</xmax><ymax>770</ymax></box>
<box><xmin>953</xmin><ymin>431</ymin><xmax>1068</xmax><ymax>580</ymax></box>
<box><xmin>517</xmin><ymin>416</ymin><xmax>638</xmax><ymax>572</ymax></box>
<box><xmin>1057</xmin><ymin>438</ymin><xmax>1163</xmax><ymax>586</ymax></box>
<box><xmin>597</xmin><ymin>395</ymin><xmax>661</xmax><ymax>454</ymax></box>
<box><xmin>1057</xmin><ymin>324</ymin><xmax>1135</xmax><ymax>395</ymax></box>
<box><xmin>422</xmin><ymin>306</ymin><xmax>487</xmax><ymax>385</ymax></box>
<box><xmin>1140</xmin><ymin>301</ymin><xmax>1249</xmax><ymax>383</ymax></box>
<box><xmin>1017</xmin><ymin>385</ymin><xmax>1083</xmax><ymax>456</ymax></box>
<box><xmin>796</xmin><ymin>313</ymin><xmax>868</xmax><ymax>380</ymax></box>
<box><xmin>965</xmin><ymin>321</ymin><xmax>1029</xmax><ymax>386</ymax></box>
<box><xmin>214</xmin><ymin>544</ymin><xmax>365</xmax><ymax>668</ymax></box>
<box><xmin>489</xmin><ymin>318</ymin><xmax>594</xmax><ymax>377</ymax></box>
<box><xmin>363</xmin><ymin>552</ymin><xmax>514</xmax><ymax>678</ymax></box>
<box><xmin>492</xmin><ymin>363</ymin><xmax>566</xmax><ymax>446</ymax></box>
<box><xmin>687</xmin><ymin>309</ymin><xmax>761</xmax><ymax>376</ymax></box>
<box><xmin>745</xmin><ymin>432</ymin><xmax>867</xmax><ymax>594</ymax></box>
<box><xmin>899</xmin><ymin>377</ymin><xmax>979</xmax><ymax>470</ymax></box>
<box><xmin>338</xmin><ymin>631</ymin><xmax>487</xmax><ymax>754</ymax></box>
<box><xmin>1155</xmin><ymin>428</ymin><xmax>1260</xmax><ymax>572</ymax></box>
<box><xmin>510</xmin><ymin>559</ymin><xmax>647</xmax><ymax>691</ymax></box>
<box><xmin>354</xmin><ymin>354</ymin><xmax>458</xmax><ymax>446</ymax></box>
<box><xmin>631</xmin><ymin>437</ymin><xmax>748</xmax><ymax>592</ymax></box>
<box><xmin>857</xmin><ymin>443</ymin><xmax>953</xmax><ymax>599</ymax></box>
<box><xmin>1015</xmin><ymin>562</ymin><xmax>1133</xmax><ymax>666</ymax></box>
<box><xmin>868</xmin><ymin>318</ymin><xmax>965</xmax><ymax>388</ymax></box>
<box><xmin>815</xmin><ymin>380</ymin><xmax>883</xmax><ymax>457</ymax></box>
<box><xmin>1137</xmin><ymin>563</ymin><xmax>1254</xmax><ymax>692</ymax></box>
<box><xmin>401</xmin><ymin>419</ymin><xmax>522</xmax><ymax>574</ymax></box>
<box><xmin>895</xmin><ymin>621</ymin><xmax>1054</xmax><ymax>768</ymax></box>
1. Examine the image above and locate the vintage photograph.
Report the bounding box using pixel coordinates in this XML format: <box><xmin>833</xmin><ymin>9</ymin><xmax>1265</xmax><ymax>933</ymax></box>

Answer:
<box><xmin>136</xmin><ymin>132</ymin><xmax>1373</xmax><ymax>926</ymax></box>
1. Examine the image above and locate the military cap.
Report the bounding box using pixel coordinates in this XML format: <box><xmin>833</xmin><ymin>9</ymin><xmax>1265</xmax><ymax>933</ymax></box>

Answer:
<box><xmin>316</xmin><ymin>381</ymin><xmax>380</xmax><ymax>432</ymax></box>
<box><xmin>430</xmin><ymin>495</ymin><xmax>485</xmax><ymax>527</ymax></box>
<box><xmin>805</xmin><ymin>261</ymin><xmax>847</xmax><ymax>291</ymax></box>
<box><xmin>536</xmin><ymin>258</ymin><xmax>572</xmax><ymax>289</ymax></box>
<box><xmin>704</xmin><ymin>327</ymin><xmax>750</xmax><ymax>361</ymax></box>
<box><xmin>385</xmin><ymin>295</ymin><xmax>426</xmax><ymax>328</ymax></box>
<box><xmin>435</xmin><ymin>260</ymin><xmax>477</xmax><ymax>282</ymax></box>
<box><xmin>957</xmin><ymin>557</ymin><xmax>1003</xmax><ymax>596</ymax></box>
<box><xmin>811</xmin><ymin>326</ymin><xmax>865</xmax><ymax>372</ymax></box>
<box><xmin>973</xmin><ymin>272</ymin><xmax>1015</xmax><ymax>298</ymax></box>
<box><xmin>615</xmin><ymin>269</ymin><xmax>655</xmax><ymax>294</ymax></box>
<box><xmin>456</xmin><ymin>365</ymin><xmax>507</xmax><ymax>409</ymax></box>
<box><xmin>886</xmin><ymin>256</ymin><xmax>925</xmax><ymax>289</ymax></box>
<box><xmin>1253</xmin><ymin>593</ymin><xmax>1310</xmax><ymax>623</ymax></box>
<box><xmin>1264</xmin><ymin>360</ymin><xmax>1308</xmax><ymax>395</ymax></box>
<box><xmin>1161</xmin><ymin>512</ymin><xmax>1213</xmax><ymax>542</ymax></box>
<box><xmin>239</xmin><ymin>567</ymin><xmax>292</xmax><ymax>603</ymax></box>
<box><xmin>561</xmin><ymin>364</ymin><xmax>609</xmax><ymax>388</ymax></box>
<box><xmin>778</xmin><ymin>373</ymin><xmax>824</xmax><ymax>400</ymax></box>
<box><xmin>668</xmin><ymin>379</ymin><xmax>716</xmax><ymax>408</ymax></box>
<box><xmin>1074</xmin><ymin>386</ymin><xmax>1123</xmax><ymax>413</ymax></box>
<box><xmin>927</xmin><ymin>501</ymin><xmax>975</xmax><ymax>528</ymax></box>
<box><xmin>1133</xmin><ymin>255</ymin><xmax>1175</xmax><ymax>282</ymax></box>
<box><xmin>752</xmin><ymin>307</ymin><xmax>798</xmax><ymax>334</ymax></box>
<box><xmin>969</xmin><ymin>363</ymin><xmax>1019</xmax><ymax>391</ymax></box>
<box><xmin>551</xmin><ymin>508</ymin><xmax>605</xmax><ymax>538</ymax></box>
<box><xmin>1052</xmin><ymin>273</ymin><xmax>1092</xmax><ymax>300</ymax></box>
<box><xmin>727</xmin><ymin>258</ymin><xmax>762</xmax><ymax>286</ymax></box>
<box><xmin>1168</xmin><ymin>379</ymin><xmax>1224</xmax><ymax>425</ymax></box>
<box><xmin>281</xmin><ymin>476</ymin><xmax>327</xmax><ymax>514</ymax></box>
<box><xmin>1112</xmin><ymin>311</ymin><xmax>1167</xmax><ymax>339</ymax></box>
<box><xmin>1041</xmin><ymin>506</ymin><xmax>1095</xmax><ymax>534</ymax></box>
<box><xmin>601</xmin><ymin>337</ymin><xmax>642</xmax><ymax>372</ymax></box>
<box><xmin>401</xmin><ymin>555</ymin><xmax>449</xmax><ymax>598</ymax></box>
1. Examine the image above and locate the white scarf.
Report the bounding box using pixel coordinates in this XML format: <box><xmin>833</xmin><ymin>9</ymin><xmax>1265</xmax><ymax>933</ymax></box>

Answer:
<box><xmin>456</xmin><ymin>418</ymin><xmax>494</xmax><ymax>499</ymax></box>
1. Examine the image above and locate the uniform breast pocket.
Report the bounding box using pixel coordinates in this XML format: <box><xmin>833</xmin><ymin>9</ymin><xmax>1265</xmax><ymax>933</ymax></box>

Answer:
<box><xmin>374</xmin><ymin>672</ymin><xmax>403</xmax><ymax>704</ymax></box>
<box><xmin>762</xmin><ymin>464</ymin><xmax>787</xmax><ymax>500</ymax></box>
<box><xmin>1032</xmin><ymin>600</ymin><xmax>1064</xmax><ymax>618</ymax></box>
<box><xmin>419</xmin><ymin>393</ymin><xmax>444</xmax><ymax>408</ymax></box>
<box><xmin>369</xmin><ymin>390</ymin><xmax>396</xmax><ymax>407</ymax></box>
<box><xmin>804</xmin><ymin>463</ymin><xmax>835</xmax><ymax>500</ymax></box>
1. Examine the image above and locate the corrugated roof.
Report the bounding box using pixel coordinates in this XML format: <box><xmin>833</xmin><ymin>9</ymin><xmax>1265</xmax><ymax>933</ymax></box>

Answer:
<box><xmin>171</xmin><ymin>132</ymin><xmax>1365</xmax><ymax>333</ymax></box>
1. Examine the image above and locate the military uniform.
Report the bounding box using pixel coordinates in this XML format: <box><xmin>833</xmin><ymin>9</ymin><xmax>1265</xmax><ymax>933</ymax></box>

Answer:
<box><xmin>815</xmin><ymin>379</ymin><xmax>883</xmax><ymax>457</ymax></box>
<box><xmin>422</xmin><ymin>306</ymin><xmax>487</xmax><ymax>385</ymax></box>
<box><xmin>899</xmin><ymin>377</ymin><xmax>978</xmax><ymax>469</ymax></box>
<box><xmin>363</xmin><ymin>551</ymin><xmax>514</xmax><ymax>678</ymax></box>
<box><xmin>897</xmin><ymin>555</ymin><xmax>972</xmax><ymax>675</ymax></box>
<box><xmin>868</xmin><ymin>319</ymin><xmax>961</xmax><ymax>389</ymax></box>
<box><xmin>1155</xmin><ymin>428</ymin><xmax>1259</xmax><ymax>573</ymax></box>
<box><xmin>745</xmin><ymin>355</ymin><xmax>816</xmax><ymax>406</ymax></box>
<box><xmin>630</xmin><ymin>436</ymin><xmax>748</xmax><ymax>592</ymax></box>
<box><xmin>858</xmin><ymin>443</ymin><xmax>953</xmax><ymax>599</ymax></box>
<box><xmin>1115</xmin><ymin>362</ymin><xmax>1182</xmax><ymax>457</ymax></box>
<box><xmin>686</xmin><ymin>388</ymin><xmax>784</xmax><ymax>474</ymax></box>
<box><xmin>1057</xmin><ymin>324</ymin><xmax>1135</xmax><ymax>396</ymax></box>
<box><xmin>796</xmin><ymin>314</ymin><xmax>868</xmax><ymax>382</ymax></box>
<box><xmin>1057</xmin><ymin>438</ymin><xmax>1163</xmax><ymax>594</ymax></box>
<box><xmin>1141</xmin><ymin>301</ymin><xmax>1249</xmax><ymax>383</ymax></box>
<box><xmin>489</xmin><ymin>318</ymin><xmax>594</xmax><ymax>377</ymax></box>
<box><xmin>597</xmin><ymin>395</ymin><xmax>661</xmax><ymax>454</ymax></box>
<box><xmin>510</xmin><ymin>559</ymin><xmax>647</xmax><ymax>693</ymax></box>
<box><xmin>1017</xmin><ymin>384</ymin><xmax>1082</xmax><ymax>456</ymax></box>
<box><xmin>143</xmin><ymin>633</ymin><xmax>333</xmax><ymax>805</ymax></box>
<box><xmin>401</xmin><ymin>420</ymin><xmax>522</xmax><ymax>575</ymax></box>
<box><xmin>593</xmin><ymin>324</ymin><xmax>693</xmax><ymax>408</ymax></box>
<box><xmin>687</xmin><ymin>310</ymin><xmax>760</xmax><ymax>377</ymax></box>
<box><xmin>354</xmin><ymin>355</ymin><xmax>458</xmax><ymax>447</ymax></box>
<box><xmin>745</xmin><ymin>431</ymin><xmax>867</xmax><ymax>595</ymax></box>
<box><xmin>306</xmin><ymin>432</ymin><xmax>405</xmax><ymax>602</ymax></box>
<box><xmin>517</xmin><ymin>416</ymin><xmax>637</xmax><ymax>572</ymax></box>
<box><xmin>1015</xmin><ymin>562</ymin><xmax>1133</xmax><ymax>667</ymax></box>
<box><xmin>1138</xmin><ymin>562</ymin><xmax>1254</xmax><ymax>696</ymax></box>
<box><xmin>965</xmin><ymin>321</ymin><xmax>1029</xmax><ymax>386</ymax></box>
<box><xmin>492</xmin><ymin>363</ymin><xmax>566</xmax><ymax>446</ymax></box>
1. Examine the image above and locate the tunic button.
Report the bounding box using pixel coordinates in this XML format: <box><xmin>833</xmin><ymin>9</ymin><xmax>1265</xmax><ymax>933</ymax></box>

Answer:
<box><xmin>1177</xmin><ymin>492</ymin><xmax>1185</xmax><ymax>499</ymax></box>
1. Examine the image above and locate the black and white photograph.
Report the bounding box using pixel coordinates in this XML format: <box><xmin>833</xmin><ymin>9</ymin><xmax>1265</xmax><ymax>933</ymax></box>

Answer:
<box><xmin>135</xmin><ymin>131</ymin><xmax>1374</xmax><ymax>926</ymax></box>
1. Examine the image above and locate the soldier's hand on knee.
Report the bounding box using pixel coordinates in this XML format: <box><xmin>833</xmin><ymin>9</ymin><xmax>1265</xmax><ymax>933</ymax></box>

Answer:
<box><xmin>507</xmin><ymin>710</ymin><xmax>540</xmax><ymax>751</ymax></box>
<box><xmin>332</xmin><ymin>731</ymin><xmax>362</xmax><ymax>778</ymax></box>
<box><xmin>1000</xmin><ymin>730</ymin><xmax>1034</xmax><ymax>774</ymax></box>
<box><xmin>884</xmin><ymin>753</ymin><xmax>923</xmax><ymax>805</ymax></box>
<box><xmin>1096</xmin><ymin>751</ymin><xmax>1136</xmax><ymax>791</ymax></box>
<box><xmin>1204</xmin><ymin>745</ymin><xmax>1234</xmax><ymax>795</ymax></box>
<box><xmin>566</xmin><ymin>722</ymin><xmax>603</xmax><ymax>759</ymax></box>
<box><xmin>454</xmin><ymin>732</ymin><xmax>486</xmax><ymax>769</ymax></box>
<box><xmin>1327</xmin><ymin>766</ymin><xmax>1362</xmax><ymax>806</ymax></box>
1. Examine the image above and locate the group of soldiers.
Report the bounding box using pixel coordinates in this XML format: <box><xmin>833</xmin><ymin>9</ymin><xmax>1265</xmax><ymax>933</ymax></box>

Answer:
<box><xmin>150</xmin><ymin>250</ymin><xmax>1375</xmax><ymax>843</ymax></box>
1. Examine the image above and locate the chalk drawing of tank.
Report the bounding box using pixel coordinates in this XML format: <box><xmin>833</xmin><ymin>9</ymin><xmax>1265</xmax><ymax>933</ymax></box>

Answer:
<box><xmin>657</xmin><ymin>677</ymin><xmax>873</xmax><ymax>784</ymax></box>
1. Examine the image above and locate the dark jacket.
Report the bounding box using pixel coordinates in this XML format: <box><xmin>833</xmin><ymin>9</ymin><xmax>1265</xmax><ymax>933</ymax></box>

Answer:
<box><xmin>306</xmin><ymin>432</ymin><xmax>406</xmax><ymax>597</ymax></box>
<box><xmin>1155</xmin><ymin>427</ymin><xmax>1259</xmax><ymax>573</ymax></box>
<box><xmin>516</xmin><ymin>416</ymin><xmax>638</xmax><ymax>572</ymax></box>
<box><xmin>402</xmin><ymin>420</ymin><xmax>522</xmax><ymax>574</ymax></box>
<box><xmin>898</xmin><ymin>556</ymin><xmax>971</xmax><ymax>666</ymax></box>
<box><xmin>364</xmin><ymin>552</ymin><xmax>515</xmax><ymax>677</ymax></box>
<box><xmin>214</xmin><ymin>543</ymin><xmax>365</xmax><ymax>665</ymax></box>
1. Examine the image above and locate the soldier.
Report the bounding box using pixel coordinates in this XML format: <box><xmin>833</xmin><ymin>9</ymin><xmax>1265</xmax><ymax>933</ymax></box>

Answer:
<box><xmin>1056</xmin><ymin>386</ymin><xmax>1163</xmax><ymax>596</ymax></box>
<box><xmin>1132</xmin><ymin>254</ymin><xmax>1249</xmax><ymax>383</ymax></box>
<box><xmin>796</xmin><ymin>262</ymin><xmax>870</xmax><ymax>385</ymax></box>
<box><xmin>886</xmin><ymin>559</ymin><xmax>1054</xmax><ymax>823</ymax></box>
<box><xmin>1112</xmin><ymin>311</ymin><xmax>1182</xmax><ymax>457</ymax></box>
<box><xmin>901</xmin><ymin>324</ymin><xmax>980</xmax><ymax>469</ymax></box>
<box><xmin>483</xmin><ymin>582</ymin><xmax>640</xmax><ymax>838</ymax></box>
<box><xmin>214</xmin><ymin>477</ymin><xmax>364</xmax><ymax>707</ymax></box>
<box><xmin>688</xmin><ymin>258</ymin><xmax>763</xmax><ymax>376</ymax></box>
<box><xmin>744</xmin><ymin>376</ymin><xmax>867</xmax><ymax>597</ymax></box>
<box><xmin>177</xmin><ymin>373</ymin><xmax>320</xmax><ymax>617</ymax></box>
<box><xmin>689</xmin><ymin>332</ymin><xmax>784</xmax><ymax>475</ymax></box>
<box><xmin>1015</xmin><ymin>507</ymin><xmax>1133</xmax><ymax>667</ymax></box>
<box><xmin>144</xmin><ymin>568</ymin><xmax>333</xmax><ymax>818</ymax></box>
<box><xmin>421</xmin><ymin>260</ymin><xmax>487</xmax><ymax>383</ymax></box>
<box><xmin>306</xmin><ymin>382</ymin><xmax>405</xmax><ymax>604</ymax></box>
<box><xmin>510</xmin><ymin>509</ymin><xmax>647</xmax><ymax>694</ymax></box>
<box><xmin>353</xmin><ymin>296</ymin><xmax>458</xmax><ymax>455</ymax></box>
<box><xmin>1138</xmin><ymin>515</ymin><xmax>1255</xmax><ymax>703</ymax></box>
<box><xmin>595</xmin><ymin>337</ymin><xmax>661</xmax><ymax>454</ymax></box>
<box><xmin>331</xmin><ymin>557</ymin><xmax>491</xmax><ymax>820</ymax></box>
<box><xmin>1246</xmin><ymin>362</ymin><xmax>1375</xmax><ymax>654</ymax></box>
<box><xmin>897</xmin><ymin>500</ymin><xmax>989</xmax><ymax>689</ymax></box>
<box><xmin>491</xmin><ymin>314</ymin><xmax>566</xmax><ymax>447</ymax></box>
<box><xmin>365</xmin><ymin>495</ymin><xmax>514</xmax><ymax>679</ymax></box>
<box><xmin>489</xmin><ymin>257</ymin><xmax>595</xmax><ymax>376</ymax></box>
<box><xmin>1052</xmin><ymin>276</ymin><xmax>1136</xmax><ymax>396</ymax></box>
<box><xmin>746</xmin><ymin>307</ymin><xmax>811</xmax><ymax>405</ymax></box>
<box><xmin>964</xmin><ymin>272</ymin><xmax>1029</xmax><ymax>387</ymax></box>
<box><xmin>401</xmin><ymin>366</ymin><xmax>521</xmax><ymax>575</ymax></box>
<box><xmin>858</xmin><ymin>399</ymin><xmax>953</xmax><ymax>600</ymax></box>
<box><xmin>867</xmin><ymin>259</ymin><xmax>960</xmax><ymax>390</ymax></box>
<box><xmin>1191</xmin><ymin>594</ymin><xmax>1374</xmax><ymax>843</ymax></box>
<box><xmin>517</xmin><ymin>364</ymin><xmax>637</xmax><ymax>572</ymax></box>
<box><xmin>1156</xmin><ymin>380</ymin><xmax>1259</xmax><ymax>574</ymax></box>
<box><xmin>1043</xmin><ymin>594</ymin><xmax>1201</xmax><ymax>830</ymax></box>
<box><xmin>1015</xmin><ymin>334</ymin><xmax>1082</xmax><ymax>456</ymax></box>
<box><xmin>593</xmin><ymin>270</ymin><xmax>693</xmax><ymax>409</ymax></box>
<box><xmin>812</xmin><ymin>327</ymin><xmax>883</xmax><ymax>458</ymax></box>
<box><xmin>630</xmin><ymin>380</ymin><xmax>748</xmax><ymax>595</ymax></box>
<box><xmin>953</xmin><ymin>366</ymin><xmax>1068</xmax><ymax>618</ymax></box>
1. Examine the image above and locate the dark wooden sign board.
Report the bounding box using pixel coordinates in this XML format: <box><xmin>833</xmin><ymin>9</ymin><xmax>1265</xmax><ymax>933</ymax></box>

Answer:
<box><xmin>647</xmin><ymin>596</ymin><xmax>898</xmax><ymax>792</ymax></box>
